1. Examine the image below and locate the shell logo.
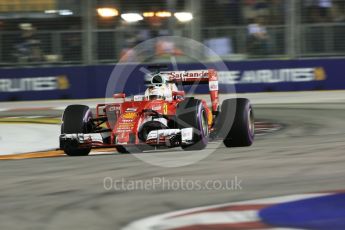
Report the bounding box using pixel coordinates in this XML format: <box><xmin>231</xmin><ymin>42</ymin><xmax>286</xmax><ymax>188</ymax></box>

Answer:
<box><xmin>122</xmin><ymin>112</ymin><xmax>137</xmax><ymax>119</ymax></box>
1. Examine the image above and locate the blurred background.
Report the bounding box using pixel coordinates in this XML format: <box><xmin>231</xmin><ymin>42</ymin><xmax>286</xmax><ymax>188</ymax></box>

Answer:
<box><xmin>0</xmin><ymin>0</ymin><xmax>344</xmax><ymax>66</ymax></box>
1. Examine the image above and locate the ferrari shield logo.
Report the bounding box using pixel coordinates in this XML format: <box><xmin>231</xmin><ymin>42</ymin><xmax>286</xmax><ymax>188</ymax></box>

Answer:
<box><xmin>163</xmin><ymin>103</ymin><xmax>168</xmax><ymax>115</ymax></box>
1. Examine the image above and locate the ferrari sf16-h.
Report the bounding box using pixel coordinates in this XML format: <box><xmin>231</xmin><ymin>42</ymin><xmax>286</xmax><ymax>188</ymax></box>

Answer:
<box><xmin>60</xmin><ymin>67</ymin><xmax>254</xmax><ymax>156</ymax></box>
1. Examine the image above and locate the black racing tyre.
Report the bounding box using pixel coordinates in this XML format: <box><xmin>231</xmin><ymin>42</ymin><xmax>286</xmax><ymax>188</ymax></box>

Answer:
<box><xmin>176</xmin><ymin>98</ymin><xmax>209</xmax><ymax>151</ymax></box>
<box><xmin>217</xmin><ymin>98</ymin><xmax>254</xmax><ymax>147</ymax></box>
<box><xmin>61</xmin><ymin>105</ymin><xmax>93</xmax><ymax>156</ymax></box>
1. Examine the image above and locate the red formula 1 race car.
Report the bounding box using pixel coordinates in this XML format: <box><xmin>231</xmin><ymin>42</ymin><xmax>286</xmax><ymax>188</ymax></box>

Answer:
<box><xmin>59</xmin><ymin>68</ymin><xmax>254</xmax><ymax>156</ymax></box>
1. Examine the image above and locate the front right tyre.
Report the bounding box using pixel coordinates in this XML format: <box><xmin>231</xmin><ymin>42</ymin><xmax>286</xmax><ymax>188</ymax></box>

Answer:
<box><xmin>61</xmin><ymin>105</ymin><xmax>93</xmax><ymax>156</ymax></box>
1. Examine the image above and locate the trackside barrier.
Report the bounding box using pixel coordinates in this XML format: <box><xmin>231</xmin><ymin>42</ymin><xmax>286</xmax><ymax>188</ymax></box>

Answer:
<box><xmin>0</xmin><ymin>58</ymin><xmax>344</xmax><ymax>101</ymax></box>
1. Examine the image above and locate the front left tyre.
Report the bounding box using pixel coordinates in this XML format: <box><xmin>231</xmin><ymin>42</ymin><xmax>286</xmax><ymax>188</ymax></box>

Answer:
<box><xmin>176</xmin><ymin>98</ymin><xmax>209</xmax><ymax>151</ymax></box>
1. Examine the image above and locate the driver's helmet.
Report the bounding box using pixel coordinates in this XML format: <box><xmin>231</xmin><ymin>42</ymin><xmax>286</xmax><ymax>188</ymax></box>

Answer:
<box><xmin>145</xmin><ymin>73</ymin><xmax>172</xmax><ymax>100</ymax></box>
<box><xmin>145</xmin><ymin>86</ymin><xmax>166</xmax><ymax>100</ymax></box>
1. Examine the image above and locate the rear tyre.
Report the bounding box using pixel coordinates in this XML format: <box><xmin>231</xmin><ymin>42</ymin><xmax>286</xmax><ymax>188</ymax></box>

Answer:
<box><xmin>61</xmin><ymin>105</ymin><xmax>93</xmax><ymax>156</ymax></box>
<box><xmin>176</xmin><ymin>98</ymin><xmax>209</xmax><ymax>151</ymax></box>
<box><xmin>217</xmin><ymin>98</ymin><xmax>254</xmax><ymax>147</ymax></box>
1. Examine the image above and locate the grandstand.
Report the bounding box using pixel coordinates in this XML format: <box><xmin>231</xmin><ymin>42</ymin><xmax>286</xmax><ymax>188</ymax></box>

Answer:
<box><xmin>0</xmin><ymin>0</ymin><xmax>343</xmax><ymax>66</ymax></box>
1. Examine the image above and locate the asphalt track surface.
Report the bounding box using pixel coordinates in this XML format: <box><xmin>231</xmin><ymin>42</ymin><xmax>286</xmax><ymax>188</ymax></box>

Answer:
<box><xmin>0</xmin><ymin>102</ymin><xmax>345</xmax><ymax>230</ymax></box>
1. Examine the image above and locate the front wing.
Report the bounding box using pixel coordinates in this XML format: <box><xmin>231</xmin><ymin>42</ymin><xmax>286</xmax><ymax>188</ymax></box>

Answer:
<box><xmin>59</xmin><ymin>128</ymin><xmax>195</xmax><ymax>149</ymax></box>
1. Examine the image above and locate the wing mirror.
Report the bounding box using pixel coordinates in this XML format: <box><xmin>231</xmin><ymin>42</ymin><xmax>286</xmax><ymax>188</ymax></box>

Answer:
<box><xmin>113</xmin><ymin>93</ymin><xmax>126</xmax><ymax>99</ymax></box>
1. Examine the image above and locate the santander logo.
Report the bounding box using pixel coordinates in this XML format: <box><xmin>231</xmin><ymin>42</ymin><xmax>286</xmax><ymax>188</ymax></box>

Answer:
<box><xmin>166</xmin><ymin>71</ymin><xmax>209</xmax><ymax>80</ymax></box>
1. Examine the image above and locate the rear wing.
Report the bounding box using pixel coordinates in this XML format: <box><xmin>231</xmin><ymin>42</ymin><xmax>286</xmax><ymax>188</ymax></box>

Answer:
<box><xmin>160</xmin><ymin>69</ymin><xmax>219</xmax><ymax>113</ymax></box>
<box><xmin>160</xmin><ymin>69</ymin><xmax>216</xmax><ymax>85</ymax></box>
